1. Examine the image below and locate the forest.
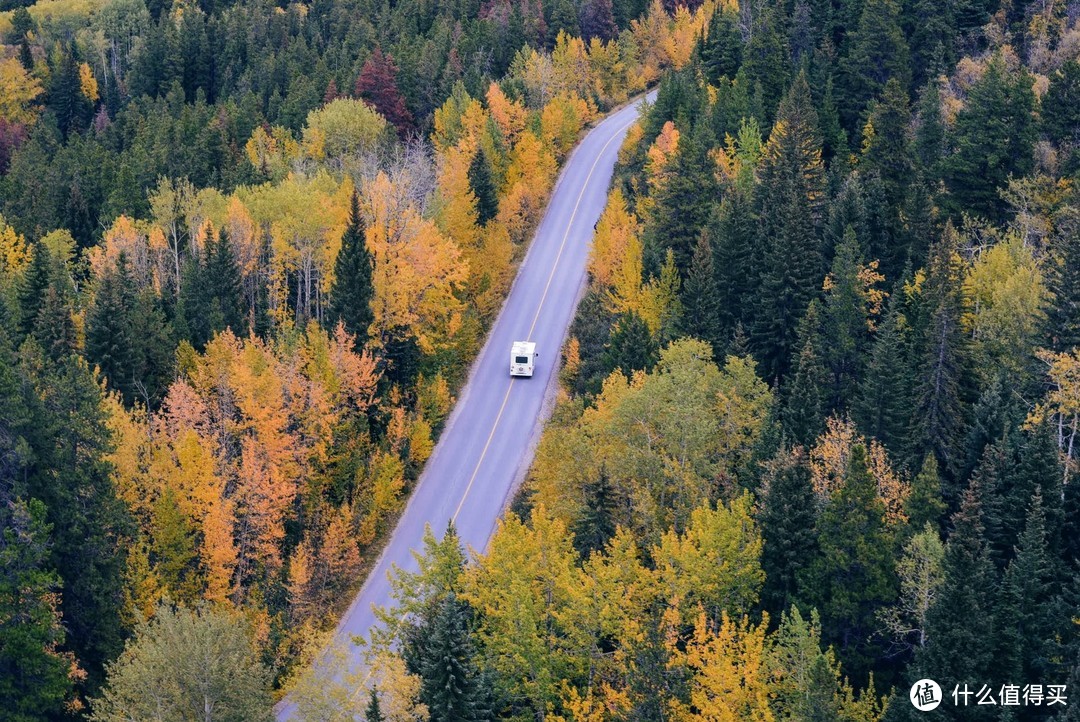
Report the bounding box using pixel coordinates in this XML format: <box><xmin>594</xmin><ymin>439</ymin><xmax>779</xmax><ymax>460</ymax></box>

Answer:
<box><xmin>0</xmin><ymin>0</ymin><xmax>1079</xmax><ymax>714</ymax></box>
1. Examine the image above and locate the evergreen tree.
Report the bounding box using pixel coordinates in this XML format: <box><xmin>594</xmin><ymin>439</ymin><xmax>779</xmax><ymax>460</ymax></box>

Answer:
<box><xmin>46</xmin><ymin>46</ymin><xmax>92</xmax><ymax>139</ymax></box>
<box><xmin>603</xmin><ymin>312</ymin><xmax>657</xmax><ymax>376</ymax></box>
<box><xmin>908</xmin><ymin>225</ymin><xmax>971</xmax><ymax>481</ymax></box>
<box><xmin>837</xmin><ymin>0</ymin><xmax>910</xmax><ymax>132</ymax></box>
<box><xmin>0</xmin><ymin>493</ymin><xmax>74</xmax><ymax>720</ymax></box>
<box><xmin>328</xmin><ymin>193</ymin><xmax>375</xmax><ymax>349</ymax></box>
<box><xmin>679</xmin><ymin>232</ymin><xmax>722</xmax><ymax>352</ymax></box>
<box><xmin>783</xmin><ymin>301</ymin><xmax>827</xmax><ymax>447</ymax></box>
<box><xmin>17</xmin><ymin>242</ymin><xmax>53</xmax><ymax>342</ymax></box>
<box><xmin>86</xmin><ymin>254</ymin><xmax>138</xmax><ymax>403</ymax></box>
<box><xmin>903</xmin><ymin>0</ymin><xmax>953</xmax><ymax>88</ymax></box>
<box><xmin>418</xmin><ymin>595</ymin><xmax>489</xmax><ymax>722</ymax></box>
<box><xmin>908</xmin><ymin>477</ymin><xmax>997</xmax><ymax>721</ymax></box>
<box><xmin>759</xmin><ymin>447</ymin><xmax>817</xmax><ymax>616</ymax></box>
<box><xmin>18</xmin><ymin>36</ymin><xmax>33</xmax><ymax>72</ymax></box>
<box><xmin>700</xmin><ymin>8</ymin><xmax>742</xmax><ymax>84</ymax></box>
<box><xmin>752</xmin><ymin>72</ymin><xmax>826</xmax><ymax>381</ymax></box>
<box><xmin>905</xmin><ymin>455</ymin><xmax>947</xmax><ymax>533</ymax></box>
<box><xmin>799</xmin><ymin>444</ymin><xmax>896</xmax><ymax>677</ymax></box>
<box><xmin>913</xmin><ymin>80</ymin><xmax>946</xmax><ymax>177</ymax></box>
<box><xmin>579</xmin><ymin>0</ymin><xmax>617</xmax><ymax>42</ymax></box>
<box><xmin>365</xmin><ymin>688</ymin><xmax>386</xmax><ymax>722</ymax></box>
<box><xmin>355</xmin><ymin>48</ymin><xmax>414</xmax><ymax>135</ymax></box>
<box><xmin>853</xmin><ymin>294</ymin><xmax>911</xmax><ymax>457</ymax></box>
<box><xmin>860</xmin><ymin>79</ymin><xmax>914</xmax><ymax>279</ymax></box>
<box><xmin>1047</xmin><ymin>214</ymin><xmax>1080</xmax><ymax>351</ymax></box>
<box><xmin>33</xmin><ymin>284</ymin><xmax>77</xmax><ymax>362</ymax></box>
<box><xmin>740</xmin><ymin>8</ymin><xmax>790</xmax><ymax>127</ymax></box>
<box><xmin>1042</xmin><ymin>60</ymin><xmax>1080</xmax><ymax>149</ymax></box>
<box><xmin>18</xmin><ymin>347</ymin><xmax>130</xmax><ymax>693</ymax></box>
<box><xmin>941</xmin><ymin>55</ymin><xmax>1036</xmax><ymax>223</ymax></box>
<box><xmin>994</xmin><ymin>489</ymin><xmax>1056</xmax><ymax>687</ymax></box>
<box><xmin>646</xmin><ymin>119</ymin><xmax>718</xmax><ymax>274</ymax></box>
<box><xmin>710</xmin><ymin>190</ymin><xmax>757</xmax><ymax>338</ymax></box>
<box><xmin>205</xmin><ymin>227</ymin><xmax>245</xmax><ymax>336</ymax></box>
<box><xmin>572</xmin><ymin>465</ymin><xmax>618</xmax><ymax>558</ymax></box>
<box><xmin>820</xmin><ymin>227</ymin><xmax>871</xmax><ymax>411</ymax></box>
<box><xmin>467</xmin><ymin>147</ymin><xmax>498</xmax><ymax>227</ymax></box>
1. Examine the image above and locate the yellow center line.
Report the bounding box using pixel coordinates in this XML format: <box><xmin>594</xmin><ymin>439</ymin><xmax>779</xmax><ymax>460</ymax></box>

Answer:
<box><xmin>525</xmin><ymin>116</ymin><xmax>639</xmax><ymax>340</ymax></box>
<box><xmin>450</xmin><ymin>114</ymin><xmax>636</xmax><ymax>523</ymax></box>
<box><xmin>452</xmin><ymin>379</ymin><xmax>515</xmax><ymax>521</ymax></box>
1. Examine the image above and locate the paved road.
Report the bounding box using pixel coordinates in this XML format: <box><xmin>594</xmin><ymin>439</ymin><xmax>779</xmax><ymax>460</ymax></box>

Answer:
<box><xmin>276</xmin><ymin>92</ymin><xmax>652</xmax><ymax>720</ymax></box>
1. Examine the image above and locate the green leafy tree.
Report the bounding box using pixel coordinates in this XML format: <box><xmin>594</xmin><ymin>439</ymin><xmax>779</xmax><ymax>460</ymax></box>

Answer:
<box><xmin>90</xmin><ymin>603</ymin><xmax>273</xmax><ymax>722</ymax></box>
<box><xmin>328</xmin><ymin>192</ymin><xmax>375</xmax><ymax>349</ymax></box>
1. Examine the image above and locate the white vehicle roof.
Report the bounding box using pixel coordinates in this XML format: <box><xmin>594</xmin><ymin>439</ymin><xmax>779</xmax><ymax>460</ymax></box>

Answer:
<box><xmin>512</xmin><ymin>341</ymin><xmax>535</xmax><ymax>355</ymax></box>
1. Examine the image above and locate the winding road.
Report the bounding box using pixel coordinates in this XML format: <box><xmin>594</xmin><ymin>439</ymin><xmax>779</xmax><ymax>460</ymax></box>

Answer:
<box><xmin>276</xmin><ymin>92</ymin><xmax>652</xmax><ymax>721</ymax></box>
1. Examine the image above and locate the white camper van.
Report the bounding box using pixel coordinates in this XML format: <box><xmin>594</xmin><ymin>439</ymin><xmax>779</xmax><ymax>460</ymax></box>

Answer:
<box><xmin>510</xmin><ymin>341</ymin><xmax>536</xmax><ymax>377</ymax></box>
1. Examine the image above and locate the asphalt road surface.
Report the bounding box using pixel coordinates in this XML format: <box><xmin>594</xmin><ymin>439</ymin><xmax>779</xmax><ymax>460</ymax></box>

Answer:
<box><xmin>276</xmin><ymin>92</ymin><xmax>652</xmax><ymax>720</ymax></box>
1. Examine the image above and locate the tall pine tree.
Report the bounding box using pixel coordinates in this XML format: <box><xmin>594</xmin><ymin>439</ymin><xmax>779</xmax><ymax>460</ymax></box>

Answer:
<box><xmin>752</xmin><ymin>71</ymin><xmax>827</xmax><ymax>381</ymax></box>
<box><xmin>328</xmin><ymin>192</ymin><xmax>375</xmax><ymax>349</ymax></box>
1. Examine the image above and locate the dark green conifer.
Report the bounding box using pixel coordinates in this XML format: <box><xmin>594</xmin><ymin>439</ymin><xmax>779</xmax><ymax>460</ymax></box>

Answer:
<box><xmin>837</xmin><ymin>0</ymin><xmax>910</xmax><ymax>131</ymax></box>
<box><xmin>798</xmin><ymin>444</ymin><xmax>896</xmax><ymax>677</ymax></box>
<box><xmin>759</xmin><ymin>447</ymin><xmax>817</xmax><ymax>616</ymax></box>
<box><xmin>905</xmin><ymin>455</ymin><xmax>947</xmax><ymax>533</ymax></box>
<box><xmin>853</xmin><ymin>294</ymin><xmax>911</xmax><ymax>457</ymax></box>
<box><xmin>941</xmin><ymin>55</ymin><xmax>1036</xmax><ymax>223</ymax></box>
<box><xmin>783</xmin><ymin>301</ymin><xmax>826</xmax><ymax>447</ymax></box>
<box><xmin>467</xmin><ymin>147</ymin><xmax>498</xmax><ymax>227</ymax></box>
<box><xmin>366</xmin><ymin>688</ymin><xmax>386</xmax><ymax>722</ymax></box>
<box><xmin>572</xmin><ymin>465</ymin><xmax>618</xmax><ymax>558</ymax></box>
<box><xmin>700</xmin><ymin>8</ymin><xmax>742</xmax><ymax>84</ymax></box>
<box><xmin>752</xmin><ymin>72</ymin><xmax>826</xmax><ymax>381</ymax></box>
<box><xmin>679</xmin><ymin>232</ymin><xmax>722</xmax><ymax>352</ymax></box>
<box><xmin>328</xmin><ymin>193</ymin><xmax>375</xmax><ymax>349</ymax></box>
<box><xmin>603</xmin><ymin>312</ymin><xmax>657</xmax><ymax>376</ymax></box>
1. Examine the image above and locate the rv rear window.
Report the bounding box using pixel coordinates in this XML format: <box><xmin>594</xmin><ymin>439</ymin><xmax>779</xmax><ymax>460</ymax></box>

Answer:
<box><xmin>515</xmin><ymin>356</ymin><xmax>530</xmax><ymax>364</ymax></box>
